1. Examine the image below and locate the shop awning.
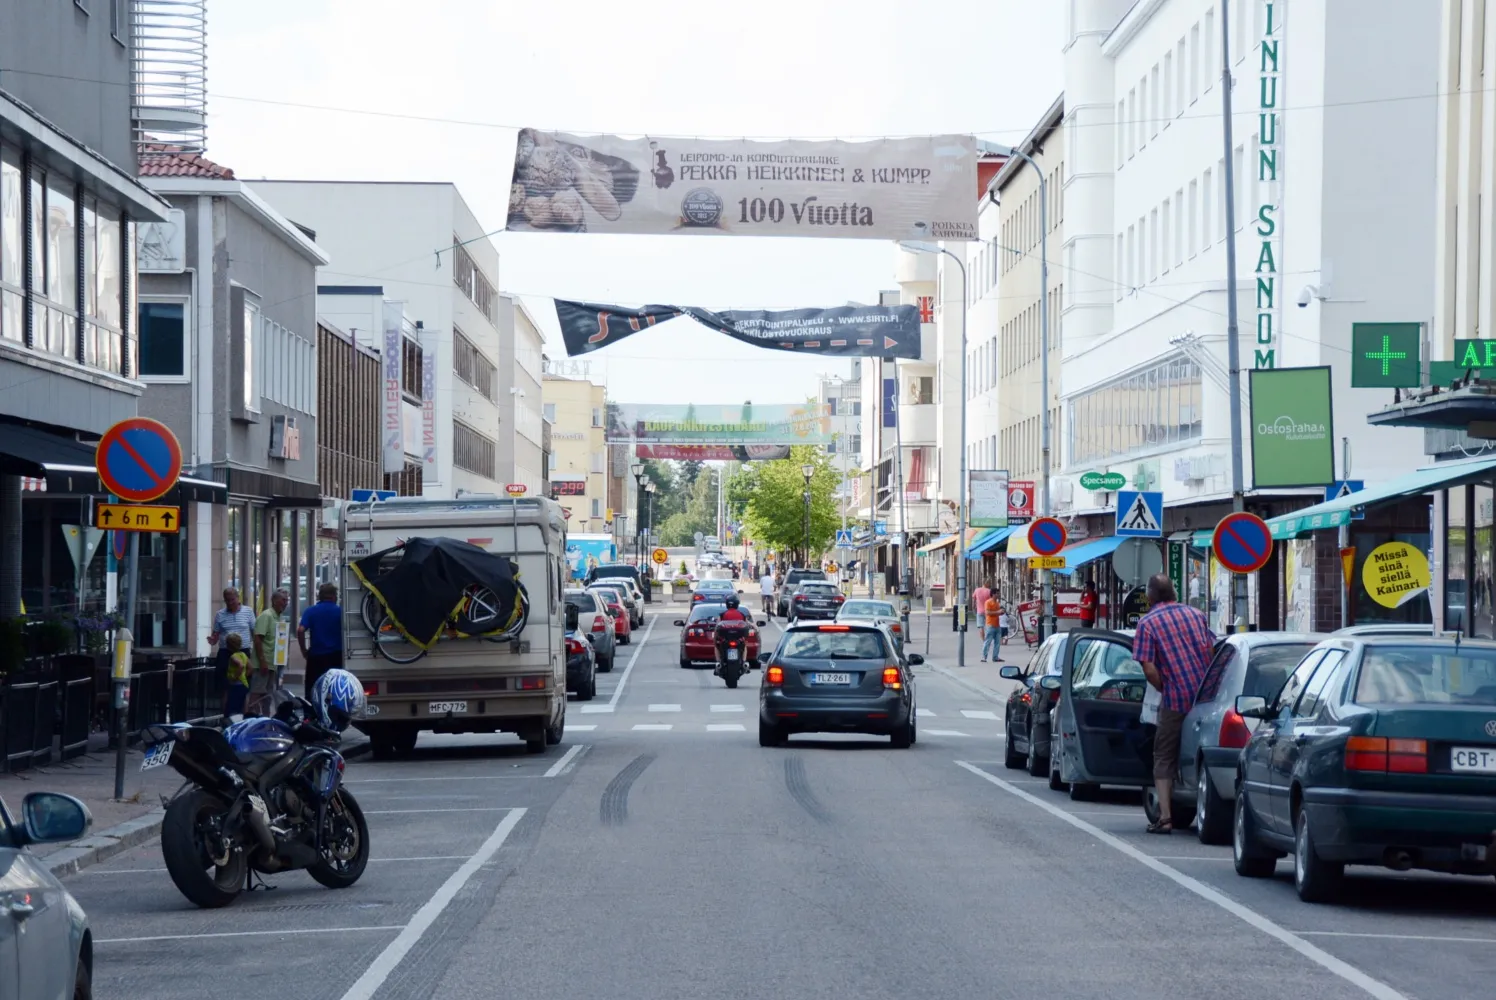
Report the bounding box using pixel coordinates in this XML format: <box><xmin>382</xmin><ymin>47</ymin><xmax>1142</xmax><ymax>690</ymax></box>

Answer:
<box><xmin>1168</xmin><ymin>530</ymin><xmax>1195</xmax><ymax>542</ymax></box>
<box><xmin>916</xmin><ymin>533</ymin><xmax>955</xmax><ymax>554</ymax></box>
<box><xmin>0</xmin><ymin>420</ymin><xmax>228</xmax><ymax>504</ymax></box>
<box><xmin>1051</xmin><ymin>535</ymin><xmax>1129</xmax><ymax>574</ymax></box>
<box><xmin>1265</xmin><ymin>454</ymin><xmax>1496</xmax><ymax>539</ymax></box>
<box><xmin>966</xmin><ymin>526</ymin><xmax>1016</xmax><ymax>558</ymax></box>
<box><xmin>1191</xmin><ymin>529</ymin><xmax>1215</xmax><ymax>548</ymax></box>
<box><xmin>1007</xmin><ymin>529</ymin><xmax>1035</xmax><ymax>559</ymax></box>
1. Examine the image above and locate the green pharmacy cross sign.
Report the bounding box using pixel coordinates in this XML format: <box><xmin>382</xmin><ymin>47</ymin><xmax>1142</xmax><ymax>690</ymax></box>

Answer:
<box><xmin>1350</xmin><ymin>323</ymin><xmax>1421</xmax><ymax>388</ymax></box>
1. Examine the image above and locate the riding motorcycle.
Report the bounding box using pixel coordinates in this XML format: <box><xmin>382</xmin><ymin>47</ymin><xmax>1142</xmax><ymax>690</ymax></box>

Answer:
<box><xmin>713</xmin><ymin>619</ymin><xmax>756</xmax><ymax>688</ymax></box>
<box><xmin>140</xmin><ymin>672</ymin><xmax>370</xmax><ymax>909</ymax></box>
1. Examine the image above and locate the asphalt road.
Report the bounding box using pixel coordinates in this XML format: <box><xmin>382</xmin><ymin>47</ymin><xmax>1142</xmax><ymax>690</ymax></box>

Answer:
<box><xmin>63</xmin><ymin>608</ymin><xmax>1495</xmax><ymax>1000</ymax></box>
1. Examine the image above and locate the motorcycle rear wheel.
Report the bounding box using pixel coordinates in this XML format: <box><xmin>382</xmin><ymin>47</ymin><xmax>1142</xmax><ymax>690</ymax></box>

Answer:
<box><xmin>308</xmin><ymin>788</ymin><xmax>370</xmax><ymax>889</ymax></box>
<box><xmin>161</xmin><ymin>790</ymin><xmax>245</xmax><ymax>909</ymax></box>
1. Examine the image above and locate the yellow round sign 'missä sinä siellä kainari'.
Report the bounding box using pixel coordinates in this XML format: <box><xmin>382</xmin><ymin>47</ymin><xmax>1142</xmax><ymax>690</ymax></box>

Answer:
<box><xmin>1361</xmin><ymin>541</ymin><xmax>1431</xmax><ymax>609</ymax></box>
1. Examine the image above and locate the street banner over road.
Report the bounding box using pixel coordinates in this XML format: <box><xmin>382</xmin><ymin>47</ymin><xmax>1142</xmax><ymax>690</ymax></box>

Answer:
<box><xmin>608</xmin><ymin>402</ymin><xmax>831</xmax><ymax>446</ymax></box>
<box><xmin>634</xmin><ymin>444</ymin><xmax>791</xmax><ymax>461</ymax></box>
<box><xmin>553</xmin><ymin>299</ymin><xmax>920</xmax><ymax>360</ymax></box>
<box><xmin>507</xmin><ymin>130</ymin><xmax>978</xmax><ymax>241</ymax></box>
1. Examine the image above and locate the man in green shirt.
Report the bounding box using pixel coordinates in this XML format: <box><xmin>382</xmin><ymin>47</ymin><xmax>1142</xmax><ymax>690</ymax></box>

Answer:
<box><xmin>251</xmin><ymin>589</ymin><xmax>291</xmax><ymax>709</ymax></box>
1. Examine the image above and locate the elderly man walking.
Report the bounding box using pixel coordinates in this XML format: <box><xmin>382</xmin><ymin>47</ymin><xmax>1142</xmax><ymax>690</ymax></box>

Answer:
<box><xmin>1132</xmin><ymin>573</ymin><xmax>1215</xmax><ymax>834</ymax></box>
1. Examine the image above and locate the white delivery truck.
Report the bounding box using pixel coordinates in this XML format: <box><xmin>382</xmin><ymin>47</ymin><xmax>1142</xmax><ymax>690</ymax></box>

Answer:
<box><xmin>340</xmin><ymin>496</ymin><xmax>568</xmax><ymax>758</ymax></box>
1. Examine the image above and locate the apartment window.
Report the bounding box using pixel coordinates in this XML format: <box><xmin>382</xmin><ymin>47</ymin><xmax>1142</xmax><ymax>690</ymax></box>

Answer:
<box><xmin>138</xmin><ymin>300</ymin><xmax>186</xmax><ymax>377</ymax></box>
<box><xmin>1188</xmin><ymin>180</ymin><xmax>1199</xmax><ymax>258</ymax></box>
<box><xmin>110</xmin><ymin>0</ymin><xmax>124</xmax><ymax>43</ymax></box>
<box><xmin>452</xmin><ymin>420</ymin><xmax>497</xmax><ymax>479</ymax></box>
<box><xmin>1190</xmin><ymin>24</ymin><xmax>1200</xmax><ymax>99</ymax></box>
<box><xmin>243</xmin><ymin>300</ymin><xmax>260</xmax><ymax>412</ymax></box>
<box><xmin>1204</xmin><ymin>8</ymin><xmax>1216</xmax><ymax>88</ymax></box>
<box><xmin>850</xmin><ymin>400</ymin><xmax>862</xmax><ymax>416</ymax></box>
<box><xmin>1234</xmin><ymin>0</ymin><xmax>1247</xmax><ymax>63</ymax></box>
<box><xmin>850</xmin><ymin>434</ymin><xmax>861</xmax><ymax>454</ymax></box>
<box><xmin>1174</xmin><ymin>190</ymin><xmax>1185</xmax><ymax>267</ymax></box>
<box><xmin>258</xmin><ymin>316</ymin><xmax>316</xmax><ymax>414</ymax></box>
<box><xmin>1161</xmin><ymin>199</ymin><xmax>1172</xmax><ymax>274</ymax></box>
<box><xmin>453</xmin><ymin>327</ymin><xmax>496</xmax><ymax>400</ymax></box>
<box><xmin>1150</xmin><ymin>65</ymin><xmax>1160</xmax><ymax>136</ymax></box>
<box><xmin>1177</xmin><ymin>38</ymin><xmax>1187</xmax><ymax>110</ymax></box>
<box><xmin>1163</xmin><ymin>53</ymin><xmax>1174</xmax><ymax>123</ymax></box>
<box><xmin>591</xmin><ymin>407</ymin><xmax>603</xmax><ymax>428</ymax></box>
<box><xmin>543</xmin><ymin>402</ymin><xmax>556</xmax><ymax>422</ymax></box>
<box><xmin>451</xmin><ymin>238</ymin><xmax>497</xmax><ymax>324</ymax></box>
<box><xmin>1069</xmin><ymin>356</ymin><xmax>1203</xmax><ymax>465</ymax></box>
<box><xmin>1149</xmin><ymin>209</ymin><xmax>1160</xmax><ymax>280</ymax></box>
<box><xmin>590</xmin><ymin>450</ymin><xmax>606</xmax><ymax>474</ymax></box>
<box><xmin>1127</xmin><ymin>88</ymin><xmax>1138</xmax><ymax>156</ymax></box>
<box><xmin>400</xmin><ymin>335</ymin><xmax>422</xmax><ymax>398</ymax></box>
<box><xmin>591</xmin><ymin>498</ymin><xmax>603</xmax><ymax>519</ymax></box>
<box><xmin>0</xmin><ymin>145</ymin><xmax>21</xmax><ymax>343</ymax></box>
<box><xmin>1202</xmin><ymin>169</ymin><xmax>1213</xmax><ymax>248</ymax></box>
<box><xmin>1234</xmin><ymin>145</ymin><xmax>1245</xmax><ymax>230</ymax></box>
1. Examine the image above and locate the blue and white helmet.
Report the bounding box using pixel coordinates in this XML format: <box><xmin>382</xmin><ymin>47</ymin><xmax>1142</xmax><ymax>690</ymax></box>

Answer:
<box><xmin>311</xmin><ymin>668</ymin><xmax>365</xmax><ymax>732</ymax></box>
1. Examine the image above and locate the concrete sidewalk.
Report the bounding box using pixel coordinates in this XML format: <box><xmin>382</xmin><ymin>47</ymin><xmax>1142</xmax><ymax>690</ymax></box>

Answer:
<box><xmin>3</xmin><ymin>725</ymin><xmax>369</xmax><ymax>877</ymax></box>
<box><xmin>902</xmin><ymin>611</ymin><xmax>1033</xmax><ymax>705</ymax></box>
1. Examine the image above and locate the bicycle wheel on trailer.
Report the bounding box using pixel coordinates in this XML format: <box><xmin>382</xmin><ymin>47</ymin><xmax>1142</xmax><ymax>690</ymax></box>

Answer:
<box><xmin>372</xmin><ymin>615</ymin><xmax>426</xmax><ymax>664</ymax></box>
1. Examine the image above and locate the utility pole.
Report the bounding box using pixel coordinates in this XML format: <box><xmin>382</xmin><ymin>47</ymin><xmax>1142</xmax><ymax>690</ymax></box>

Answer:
<box><xmin>1220</xmin><ymin>0</ymin><xmax>1248</xmax><ymax>630</ymax></box>
<box><xmin>891</xmin><ymin>357</ymin><xmax>912</xmax><ymax>640</ymax></box>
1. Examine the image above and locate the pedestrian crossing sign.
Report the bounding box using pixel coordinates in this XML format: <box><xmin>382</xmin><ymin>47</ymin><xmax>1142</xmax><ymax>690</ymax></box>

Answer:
<box><xmin>1115</xmin><ymin>490</ymin><xmax>1163</xmax><ymax>538</ymax></box>
<box><xmin>835</xmin><ymin>529</ymin><xmax>853</xmax><ymax>546</ymax></box>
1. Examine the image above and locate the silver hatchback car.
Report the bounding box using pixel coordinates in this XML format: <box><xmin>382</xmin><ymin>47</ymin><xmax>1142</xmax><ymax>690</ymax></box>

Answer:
<box><xmin>1</xmin><ymin>791</ymin><xmax>94</xmax><ymax>1000</ymax></box>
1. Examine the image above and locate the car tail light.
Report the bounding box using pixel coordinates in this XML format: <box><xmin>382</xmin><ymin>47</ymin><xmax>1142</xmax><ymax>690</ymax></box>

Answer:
<box><xmin>516</xmin><ymin>676</ymin><xmax>547</xmax><ymax>690</ymax></box>
<box><xmin>882</xmin><ymin>666</ymin><xmax>902</xmax><ymax>690</ymax></box>
<box><xmin>818</xmin><ymin>625</ymin><xmax>850</xmax><ymax>631</ymax></box>
<box><xmin>728</xmin><ymin>641</ymin><xmax>738</xmax><ymax>648</ymax></box>
<box><xmin>1020</xmin><ymin>691</ymin><xmax>1032</xmax><ymax>705</ymax></box>
<box><xmin>362</xmin><ymin>681</ymin><xmax>379</xmax><ymax>698</ymax></box>
<box><xmin>766</xmin><ymin>665</ymin><xmax>784</xmax><ymax>686</ymax></box>
<box><xmin>1218</xmin><ymin>709</ymin><xmax>1252</xmax><ymax>749</ymax></box>
<box><xmin>833</xmin><ymin>595</ymin><xmax>845</xmax><ymax>603</ymax></box>
<box><xmin>794</xmin><ymin>595</ymin><xmax>805</xmax><ymax>602</ymax></box>
<box><xmin>1345</xmin><ymin>736</ymin><xmax>1425</xmax><ymax>772</ymax></box>
<box><xmin>889</xmin><ymin>623</ymin><xmax>902</xmax><ymax>634</ymax></box>
<box><xmin>566</xmin><ymin>637</ymin><xmax>584</xmax><ymax>656</ymax></box>
<box><xmin>591</xmin><ymin>617</ymin><xmax>606</xmax><ymax>632</ymax></box>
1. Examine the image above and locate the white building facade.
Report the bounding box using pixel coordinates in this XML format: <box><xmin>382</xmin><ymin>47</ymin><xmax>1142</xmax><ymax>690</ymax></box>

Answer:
<box><xmin>1057</xmin><ymin>0</ymin><xmax>1439</xmax><ymax>628</ymax></box>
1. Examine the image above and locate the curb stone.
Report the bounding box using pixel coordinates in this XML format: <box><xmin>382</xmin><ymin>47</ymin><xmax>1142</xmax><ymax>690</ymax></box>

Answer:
<box><xmin>924</xmin><ymin>660</ymin><xmax>1012</xmax><ymax>705</ymax></box>
<box><xmin>46</xmin><ymin>738</ymin><xmax>372</xmax><ymax>879</ymax></box>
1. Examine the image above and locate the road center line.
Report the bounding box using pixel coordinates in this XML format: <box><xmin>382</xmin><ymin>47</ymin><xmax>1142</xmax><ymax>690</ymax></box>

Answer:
<box><xmin>102</xmin><ymin>926</ymin><xmax>404</xmax><ymax>944</ymax></box>
<box><xmin>1296</xmin><ymin>931</ymin><xmax>1496</xmax><ymax>944</ymax></box>
<box><xmin>605</xmin><ymin>614</ymin><xmax>657</xmax><ymax>710</ymax></box>
<box><xmin>543</xmin><ymin>742</ymin><xmax>585</xmax><ymax>777</ymax></box>
<box><xmin>954</xmin><ymin>761</ymin><xmax>1409</xmax><ymax>1000</ymax></box>
<box><xmin>338</xmin><ymin>808</ymin><xmax>527</xmax><ymax>1000</ymax></box>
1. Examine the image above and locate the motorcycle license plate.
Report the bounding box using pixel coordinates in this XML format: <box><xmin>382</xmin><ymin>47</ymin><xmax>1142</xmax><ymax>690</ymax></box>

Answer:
<box><xmin>429</xmin><ymin>701</ymin><xmax>469</xmax><ymax>714</ymax></box>
<box><xmin>727</xmin><ymin>648</ymin><xmax>739</xmax><ymax>661</ymax></box>
<box><xmin>141</xmin><ymin>740</ymin><xmax>175</xmax><ymax>771</ymax></box>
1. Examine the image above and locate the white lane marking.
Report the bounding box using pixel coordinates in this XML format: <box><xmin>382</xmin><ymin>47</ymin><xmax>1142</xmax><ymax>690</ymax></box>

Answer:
<box><xmin>102</xmin><ymin>926</ymin><xmax>404</xmax><ymax>945</ymax></box>
<box><xmin>961</xmin><ymin>709</ymin><xmax>1000</xmax><ymax>720</ymax></box>
<box><xmin>568</xmin><ymin>724</ymin><xmax>598</xmax><ymax>732</ymax></box>
<box><xmin>338</xmin><ymin>809</ymin><xmax>526</xmax><ymax>1000</ymax></box>
<box><xmin>707</xmin><ymin>723</ymin><xmax>746</xmax><ymax>732</ymax></box>
<box><xmin>954</xmin><ymin>762</ymin><xmax>1408</xmax><ymax>1000</ymax></box>
<box><xmin>364</xmin><ymin>808</ymin><xmax>512</xmax><ymax>815</ymax></box>
<box><xmin>632</xmin><ymin>723</ymin><xmax>672</xmax><ymax>731</ymax></box>
<box><xmin>543</xmin><ymin>743</ymin><xmax>585</xmax><ymax>777</ymax></box>
<box><xmin>916</xmin><ymin>708</ymin><xmax>935</xmax><ymax>717</ymax></box>
<box><xmin>606</xmin><ymin>615</ymin><xmax>658</xmax><ymax>710</ymax></box>
<box><xmin>1297</xmin><ymin>931</ymin><xmax>1496</xmax><ymax>944</ymax></box>
<box><xmin>580</xmin><ymin>705</ymin><xmax>615</xmax><ymax>714</ymax></box>
<box><xmin>925</xmin><ymin>729</ymin><xmax>971</xmax><ymax>737</ymax></box>
<box><xmin>711</xmin><ymin>704</ymin><xmax>745</xmax><ymax>713</ymax></box>
<box><xmin>649</xmin><ymin>704</ymin><xmax>682</xmax><ymax>712</ymax></box>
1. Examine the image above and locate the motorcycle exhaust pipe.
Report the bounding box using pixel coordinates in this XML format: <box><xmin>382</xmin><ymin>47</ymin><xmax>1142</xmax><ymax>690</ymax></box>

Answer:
<box><xmin>244</xmin><ymin>793</ymin><xmax>277</xmax><ymax>854</ymax></box>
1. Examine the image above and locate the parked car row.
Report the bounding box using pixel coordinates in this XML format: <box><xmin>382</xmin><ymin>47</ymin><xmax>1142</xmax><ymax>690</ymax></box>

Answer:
<box><xmin>563</xmin><ymin>582</ymin><xmax>650</xmax><ymax>701</ymax></box>
<box><xmin>999</xmin><ymin>622</ymin><xmax>1496</xmax><ymax>904</ymax></box>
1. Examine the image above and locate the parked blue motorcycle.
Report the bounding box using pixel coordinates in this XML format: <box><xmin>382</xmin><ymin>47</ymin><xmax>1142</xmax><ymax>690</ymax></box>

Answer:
<box><xmin>140</xmin><ymin>670</ymin><xmax>370</xmax><ymax>908</ymax></box>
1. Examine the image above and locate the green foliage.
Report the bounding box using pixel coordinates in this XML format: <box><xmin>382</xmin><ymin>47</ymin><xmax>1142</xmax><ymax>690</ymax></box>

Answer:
<box><xmin>736</xmin><ymin>446</ymin><xmax>843</xmax><ymax>560</ymax></box>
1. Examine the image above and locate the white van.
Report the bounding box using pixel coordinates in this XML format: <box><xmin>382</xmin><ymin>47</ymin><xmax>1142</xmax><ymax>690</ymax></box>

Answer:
<box><xmin>340</xmin><ymin>496</ymin><xmax>568</xmax><ymax>757</ymax></box>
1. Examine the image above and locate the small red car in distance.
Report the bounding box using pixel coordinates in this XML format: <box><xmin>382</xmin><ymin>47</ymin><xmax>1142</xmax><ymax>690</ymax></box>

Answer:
<box><xmin>602</xmin><ymin>596</ymin><xmax>632</xmax><ymax>644</ymax></box>
<box><xmin>675</xmin><ymin>601</ymin><xmax>762</xmax><ymax>668</ymax></box>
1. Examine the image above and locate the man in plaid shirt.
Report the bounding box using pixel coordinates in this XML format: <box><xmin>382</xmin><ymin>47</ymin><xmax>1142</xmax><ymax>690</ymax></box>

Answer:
<box><xmin>1133</xmin><ymin>573</ymin><xmax>1214</xmax><ymax>834</ymax></box>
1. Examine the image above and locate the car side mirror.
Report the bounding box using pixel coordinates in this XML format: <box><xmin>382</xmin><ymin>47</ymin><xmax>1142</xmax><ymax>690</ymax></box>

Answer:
<box><xmin>758</xmin><ymin>652</ymin><xmax>771</xmax><ymax>665</ymax></box>
<box><xmin>999</xmin><ymin>665</ymin><xmax>1022</xmax><ymax>681</ymax></box>
<box><xmin>20</xmin><ymin>791</ymin><xmax>91</xmax><ymax>845</ymax></box>
<box><xmin>673</xmin><ymin>619</ymin><xmax>686</xmax><ymax>627</ymax></box>
<box><xmin>1039</xmin><ymin>676</ymin><xmax>1062</xmax><ymax>691</ymax></box>
<box><xmin>906</xmin><ymin>653</ymin><xmax>924</xmax><ymax>666</ymax></box>
<box><xmin>1235</xmin><ymin>695</ymin><xmax>1269</xmax><ymax>719</ymax></box>
<box><xmin>564</xmin><ymin>605</ymin><xmax>580</xmax><ymax>631</ymax></box>
<box><xmin>738</xmin><ymin>589</ymin><xmax>744</xmax><ymax>594</ymax></box>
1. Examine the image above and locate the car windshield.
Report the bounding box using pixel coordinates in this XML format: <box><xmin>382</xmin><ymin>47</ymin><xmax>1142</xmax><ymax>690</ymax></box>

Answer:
<box><xmin>1243</xmin><ymin>643</ymin><xmax>1318</xmax><ymax>700</ymax></box>
<box><xmin>688</xmin><ymin>604</ymin><xmax>727</xmax><ymax>623</ymax></box>
<box><xmin>593</xmin><ymin>567</ymin><xmax>636</xmax><ymax>579</ymax></box>
<box><xmin>840</xmin><ymin>601</ymin><xmax>894</xmax><ymax>618</ymax></box>
<box><xmin>781</xmin><ymin>629</ymin><xmax>887</xmax><ymax>660</ymax></box>
<box><xmin>698</xmin><ymin>581</ymin><xmax>734</xmax><ymax>591</ymax></box>
<box><xmin>1355</xmin><ymin>646</ymin><xmax>1496</xmax><ymax>705</ymax></box>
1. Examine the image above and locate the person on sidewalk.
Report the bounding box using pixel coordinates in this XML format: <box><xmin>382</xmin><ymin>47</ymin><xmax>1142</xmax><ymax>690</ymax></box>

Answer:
<box><xmin>253</xmin><ymin>588</ymin><xmax>291</xmax><ymax>694</ymax></box>
<box><xmin>298</xmin><ymin>582</ymin><xmax>344</xmax><ymax>702</ymax></box>
<box><xmin>223</xmin><ymin>633</ymin><xmax>250</xmax><ymax>719</ymax></box>
<box><xmin>980</xmin><ymin>593</ymin><xmax>1004</xmax><ymax>663</ymax></box>
<box><xmin>971</xmin><ymin>579</ymin><xmax>992</xmax><ymax>620</ymax></box>
<box><xmin>207</xmin><ymin>587</ymin><xmax>256</xmax><ymax>688</ymax></box>
<box><xmin>1132</xmin><ymin>573</ymin><xmax>1214</xmax><ymax>835</ymax></box>
<box><xmin>1079</xmin><ymin>580</ymin><xmax>1099</xmax><ymax>628</ymax></box>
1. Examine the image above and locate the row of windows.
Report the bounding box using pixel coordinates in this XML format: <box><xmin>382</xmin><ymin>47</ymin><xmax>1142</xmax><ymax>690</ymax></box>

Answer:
<box><xmin>260</xmin><ymin>314</ymin><xmax>317</xmax><ymax>415</ymax></box>
<box><xmin>998</xmin><ymin>162</ymin><xmax>1064</xmax><ymax>279</ymax></box>
<box><xmin>826</xmin><ymin>433</ymin><xmax>862</xmax><ymax>456</ymax></box>
<box><xmin>0</xmin><ymin>142</ymin><xmax>133</xmax><ymax>374</ymax></box>
<box><xmin>1068</xmin><ymin>356</ymin><xmax>1204</xmax><ymax>466</ymax></box>
<box><xmin>1116</xmin><ymin>145</ymin><xmax>1248</xmax><ymax>296</ymax></box>
<box><xmin>451</xmin><ymin>238</ymin><xmax>497</xmax><ymax>325</ymax></box>
<box><xmin>1116</xmin><ymin>0</ymin><xmax>1250</xmax><ymax>169</ymax></box>
<box><xmin>453</xmin><ymin>327</ymin><xmax>496</xmax><ymax>401</ymax></box>
<box><xmin>998</xmin><ymin>283</ymin><xmax>1064</xmax><ymax>381</ymax></box>
<box><xmin>452</xmin><ymin>419</ymin><xmax>497</xmax><ymax>479</ymax></box>
<box><xmin>401</xmin><ymin>334</ymin><xmax>423</xmax><ymax>400</ymax></box>
<box><xmin>823</xmin><ymin>397</ymin><xmax>862</xmax><ymax>417</ymax></box>
<box><xmin>997</xmin><ymin>408</ymin><xmax>1056</xmax><ymax>482</ymax></box>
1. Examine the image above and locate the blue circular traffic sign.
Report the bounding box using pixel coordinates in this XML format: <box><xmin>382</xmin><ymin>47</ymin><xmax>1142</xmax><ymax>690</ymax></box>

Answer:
<box><xmin>95</xmin><ymin>417</ymin><xmax>182</xmax><ymax>504</ymax></box>
<box><xmin>1028</xmin><ymin>517</ymin><xmax>1068</xmax><ymax>557</ymax></box>
<box><xmin>1212</xmin><ymin>512</ymin><xmax>1273</xmax><ymax>574</ymax></box>
<box><xmin>111</xmin><ymin>530</ymin><xmax>128</xmax><ymax>561</ymax></box>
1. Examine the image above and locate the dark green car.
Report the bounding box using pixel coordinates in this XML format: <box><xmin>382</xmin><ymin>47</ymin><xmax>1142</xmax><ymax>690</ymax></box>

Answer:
<box><xmin>1232</xmin><ymin>635</ymin><xmax>1496</xmax><ymax>902</ymax></box>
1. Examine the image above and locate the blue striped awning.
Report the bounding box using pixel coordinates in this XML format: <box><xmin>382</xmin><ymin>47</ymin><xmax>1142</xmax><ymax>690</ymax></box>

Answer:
<box><xmin>966</xmin><ymin>526</ymin><xmax>1016</xmax><ymax>558</ymax></box>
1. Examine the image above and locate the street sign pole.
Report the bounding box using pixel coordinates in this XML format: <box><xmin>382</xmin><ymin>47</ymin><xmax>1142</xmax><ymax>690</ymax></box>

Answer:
<box><xmin>114</xmin><ymin>531</ymin><xmax>139</xmax><ymax>800</ymax></box>
<box><xmin>1219</xmin><ymin>0</ymin><xmax>1249</xmax><ymax>630</ymax></box>
<box><xmin>1339</xmin><ymin>437</ymin><xmax>1350</xmax><ymax>630</ymax></box>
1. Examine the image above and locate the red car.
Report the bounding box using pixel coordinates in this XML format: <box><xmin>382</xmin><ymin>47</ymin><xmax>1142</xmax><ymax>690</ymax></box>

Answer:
<box><xmin>602</xmin><ymin>596</ymin><xmax>632</xmax><ymax>645</ymax></box>
<box><xmin>676</xmin><ymin>601</ymin><xmax>762</xmax><ymax>668</ymax></box>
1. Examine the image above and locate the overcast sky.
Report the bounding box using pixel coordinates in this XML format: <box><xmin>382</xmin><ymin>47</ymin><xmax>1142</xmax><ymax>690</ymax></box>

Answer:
<box><xmin>206</xmin><ymin>0</ymin><xmax>1065</xmax><ymax>404</ymax></box>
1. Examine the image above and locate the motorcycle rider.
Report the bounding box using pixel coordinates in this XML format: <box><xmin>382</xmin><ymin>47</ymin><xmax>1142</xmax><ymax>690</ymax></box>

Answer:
<box><xmin>718</xmin><ymin>595</ymin><xmax>748</xmax><ymax>622</ymax></box>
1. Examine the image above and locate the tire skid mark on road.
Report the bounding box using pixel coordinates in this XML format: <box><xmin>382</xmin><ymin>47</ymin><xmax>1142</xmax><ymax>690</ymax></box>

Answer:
<box><xmin>783</xmin><ymin>755</ymin><xmax>831</xmax><ymax>825</ymax></box>
<box><xmin>599</xmin><ymin>752</ymin><xmax>655</xmax><ymax>826</ymax></box>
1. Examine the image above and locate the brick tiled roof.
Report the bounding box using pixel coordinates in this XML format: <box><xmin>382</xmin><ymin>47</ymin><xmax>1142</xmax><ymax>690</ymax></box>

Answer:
<box><xmin>137</xmin><ymin>143</ymin><xmax>236</xmax><ymax>179</ymax></box>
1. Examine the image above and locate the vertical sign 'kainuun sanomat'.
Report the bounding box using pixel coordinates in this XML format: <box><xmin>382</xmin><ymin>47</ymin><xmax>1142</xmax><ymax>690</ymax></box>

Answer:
<box><xmin>1254</xmin><ymin>1</ymin><xmax>1283</xmax><ymax>369</ymax></box>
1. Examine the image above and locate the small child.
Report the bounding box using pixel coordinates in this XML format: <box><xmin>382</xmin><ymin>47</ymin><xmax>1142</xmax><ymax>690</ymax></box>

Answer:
<box><xmin>224</xmin><ymin>633</ymin><xmax>250</xmax><ymax>719</ymax></box>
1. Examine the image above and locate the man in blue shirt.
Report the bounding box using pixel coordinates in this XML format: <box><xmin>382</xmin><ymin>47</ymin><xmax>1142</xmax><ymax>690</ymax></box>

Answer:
<box><xmin>297</xmin><ymin>583</ymin><xmax>344</xmax><ymax>701</ymax></box>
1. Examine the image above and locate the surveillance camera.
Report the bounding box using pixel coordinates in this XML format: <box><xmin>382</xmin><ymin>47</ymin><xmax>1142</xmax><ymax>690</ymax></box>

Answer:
<box><xmin>1297</xmin><ymin>287</ymin><xmax>1312</xmax><ymax>308</ymax></box>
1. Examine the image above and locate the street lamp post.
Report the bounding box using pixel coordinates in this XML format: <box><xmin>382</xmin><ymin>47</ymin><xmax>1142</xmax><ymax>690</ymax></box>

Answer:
<box><xmin>630</xmin><ymin>463</ymin><xmax>646</xmax><ymax>565</ymax></box>
<box><xmin>801</xmin><ymin>463</ymin><xmax>815</xmax><ymax>567</ymax></box>
<box><xmin>644</xmin><ymin>481</ymin><xmax>656</xmax><ymax>555</ymax></box>
<box><xmin>898</xmin><ymin>240</ymin><xmax>969</xmax><ymax>665</ymax></box>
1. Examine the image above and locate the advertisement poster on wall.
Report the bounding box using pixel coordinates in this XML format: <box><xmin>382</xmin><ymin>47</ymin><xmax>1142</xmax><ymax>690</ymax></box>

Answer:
<box><xmin>1249</xmin><ymin>366</ymin><xmax>1335</xmax><ymax>488</ymax></box>
<box><xmin>507</xmin><ymin>130</ymin><xmax>978</xmax><ymax>241</ymax></box>
<box><xmin>969</xmin><ymin>470</ymin><xmax>1009</xmax><ymax>528</ymax></box>
<box><xmin>381</xmin><ymin>315</ymin><xmax>404</xmax><ymax>475</ymax></box>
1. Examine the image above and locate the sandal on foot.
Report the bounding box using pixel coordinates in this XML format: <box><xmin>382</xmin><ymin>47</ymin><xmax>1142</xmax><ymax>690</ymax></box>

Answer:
<box><xmin>1146</xmin><ymin>820</ymin><xmax>1173</xmax><ymax>835</ymax></box>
